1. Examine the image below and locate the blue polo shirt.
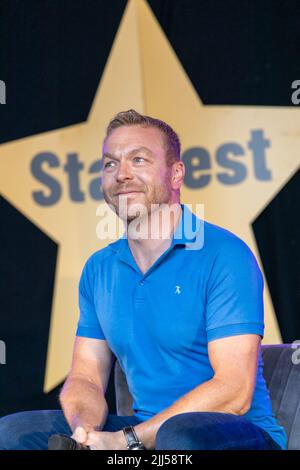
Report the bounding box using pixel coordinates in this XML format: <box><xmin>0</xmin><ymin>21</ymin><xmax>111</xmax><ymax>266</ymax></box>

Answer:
<box><xmin>76</xmin><ymin>204</ymin><xmax>287</xmax><ymax>450</ymax></box>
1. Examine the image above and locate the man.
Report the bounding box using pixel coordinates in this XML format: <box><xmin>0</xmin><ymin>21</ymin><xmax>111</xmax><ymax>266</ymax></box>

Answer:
<box><xmin>0</xmin><ymin>110</ymin><xmax>287</xmax><ymax>450</ymax></box>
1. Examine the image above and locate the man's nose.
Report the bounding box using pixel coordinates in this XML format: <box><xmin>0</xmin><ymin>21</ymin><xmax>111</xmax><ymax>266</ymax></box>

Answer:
<box><xmin>115</xmin><ymin>160</ymin><xmax>133</xmax><ymax>182</ymax></box>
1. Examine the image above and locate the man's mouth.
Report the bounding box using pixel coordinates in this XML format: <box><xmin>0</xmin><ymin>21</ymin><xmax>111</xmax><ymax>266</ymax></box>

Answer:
<box><xmin>114</xmin><ymin>190</ymin><xmax>142</xmax><ymax>196</ymax></box>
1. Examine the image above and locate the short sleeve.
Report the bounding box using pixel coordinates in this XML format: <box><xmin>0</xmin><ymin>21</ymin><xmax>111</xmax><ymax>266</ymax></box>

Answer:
<box><xmin>76</xmin><ymin>258</ymin><xmax>106</xmax><ymax>340</ymax></box>
<box><xmin>206</xmin><ymin>236</ymin><xmax>265</xmax><ymax>342</ymax></box>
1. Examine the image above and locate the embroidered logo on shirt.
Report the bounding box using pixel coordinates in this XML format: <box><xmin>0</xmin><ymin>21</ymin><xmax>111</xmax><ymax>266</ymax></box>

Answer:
<box><xmin>175</xmin><ymin>285</ymin><xmax>181</xmax><ymax>295</ymax></box>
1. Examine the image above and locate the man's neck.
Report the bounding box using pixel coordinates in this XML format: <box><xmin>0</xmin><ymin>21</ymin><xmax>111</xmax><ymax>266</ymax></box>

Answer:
<box><xmin>125</xmin><ymin>202</ymin><xmax>182</xmax><ymax>274</ymax></box>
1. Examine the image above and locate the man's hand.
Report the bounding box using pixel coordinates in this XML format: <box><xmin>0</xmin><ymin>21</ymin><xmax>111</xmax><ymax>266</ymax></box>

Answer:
<box><xmin>72</xmin><ymin>426</ymin><xmax>127</xmax><ymax>450</ymax></box>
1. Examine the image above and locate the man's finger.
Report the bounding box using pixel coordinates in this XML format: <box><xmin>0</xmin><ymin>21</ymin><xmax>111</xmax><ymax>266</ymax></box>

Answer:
<box><xmin>72</xmin><ymin>426</ymin><xmax>88</xmax><ymax>444</ymax></box>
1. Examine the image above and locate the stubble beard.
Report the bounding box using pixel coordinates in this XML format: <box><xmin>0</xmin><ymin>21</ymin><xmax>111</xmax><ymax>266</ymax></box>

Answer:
<box><xmin>103</xmin><ymin>180</ymin><xmax>173</xmax><ymax>224</ymax></box>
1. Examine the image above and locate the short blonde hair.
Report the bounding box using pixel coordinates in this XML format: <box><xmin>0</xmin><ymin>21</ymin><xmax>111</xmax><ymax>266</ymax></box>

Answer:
<box><xmin>104</xmin><ymin>109</ymin><xmax>181</xmax><ymax>167</ymax></box>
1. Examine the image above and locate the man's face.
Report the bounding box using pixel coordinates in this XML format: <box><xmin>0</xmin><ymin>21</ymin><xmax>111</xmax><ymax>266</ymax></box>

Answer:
<box><xmin>101</xmin><ymin>125</ymin><xmax>174</xmax><ymax>221</ymax></box>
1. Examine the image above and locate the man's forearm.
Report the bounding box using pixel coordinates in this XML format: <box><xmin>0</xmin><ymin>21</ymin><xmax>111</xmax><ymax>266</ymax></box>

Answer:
<box><xmin>59</xmin><ymin>376</ymin><xmax>108</xmax><ymax>432</ymax></box>
<box><xmin>132</xmin><ymin>376</ymin><xmax>250</xmax><ymax>450</ymax></box>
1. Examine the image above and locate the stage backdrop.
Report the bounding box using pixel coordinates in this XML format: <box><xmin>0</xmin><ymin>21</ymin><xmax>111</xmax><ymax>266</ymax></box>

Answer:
<box><xmin>0</xmin><ymin>0</ymin><xmax>299</xmax><ymax>416</ymax></box>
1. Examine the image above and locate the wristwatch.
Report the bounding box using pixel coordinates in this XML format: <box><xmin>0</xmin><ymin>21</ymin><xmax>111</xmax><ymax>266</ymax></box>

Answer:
<box><xmin>122</xmin><ymin>426</ymin><xmax>146</xmax><ymax>450</ymax></box>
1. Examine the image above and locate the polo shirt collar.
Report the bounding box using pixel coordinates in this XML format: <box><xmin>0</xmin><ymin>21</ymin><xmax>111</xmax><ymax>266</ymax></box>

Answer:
<box><xmin>172</xmin><ymin>203</ymin><xmax>198</xmax><ymax>247</ymax></box>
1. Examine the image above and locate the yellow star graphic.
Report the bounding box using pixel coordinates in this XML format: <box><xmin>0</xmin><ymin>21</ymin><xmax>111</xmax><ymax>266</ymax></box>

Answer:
<box><xmin>0</xmin><ymin>0</ymin><xmax>299</xmax><ymax>392</ymax></box>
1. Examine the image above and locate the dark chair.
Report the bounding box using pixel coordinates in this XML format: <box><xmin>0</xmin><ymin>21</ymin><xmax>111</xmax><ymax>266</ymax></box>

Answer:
<box><xmin>114</xmin><ymin>344</ymin><xmax>300</xmax><ymax>450</ymax></box>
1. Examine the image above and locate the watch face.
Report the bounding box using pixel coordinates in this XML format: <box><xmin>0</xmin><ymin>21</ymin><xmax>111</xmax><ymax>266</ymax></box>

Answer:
<box><xmin>129</xmin><ymin>443</ymin><xmax>142</xmax><ymax>450</ymax></box>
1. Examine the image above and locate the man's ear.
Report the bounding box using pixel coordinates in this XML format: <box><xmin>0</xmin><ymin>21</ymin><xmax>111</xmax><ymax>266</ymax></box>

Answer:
<box><xmin>172</xmin><ymin>162</ymin><xmax>185</xmax><ymax>189</ymax></box>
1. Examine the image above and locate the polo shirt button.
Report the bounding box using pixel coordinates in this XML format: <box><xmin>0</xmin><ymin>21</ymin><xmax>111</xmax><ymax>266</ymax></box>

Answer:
<box><xmin>139</xmin><ymin>280</ymin><xmax>144</xmax><ymax>286</ymax></box>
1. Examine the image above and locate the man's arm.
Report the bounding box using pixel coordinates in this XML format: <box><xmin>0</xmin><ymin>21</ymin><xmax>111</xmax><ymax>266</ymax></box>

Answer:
<box><xmin>59</xmin><ymin>336</ymin><xmax>114</xmax><ymax>433</ymax></box>
<box><xmin>130</xmin><ymin>334</ymin><xmax>261</xmax><ymax>450</ymax></box>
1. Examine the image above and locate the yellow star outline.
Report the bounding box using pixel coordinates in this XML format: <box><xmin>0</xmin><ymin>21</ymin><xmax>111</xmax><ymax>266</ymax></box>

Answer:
<box><xmin>0</xmin><ymin>0</ymin><xmax>299</xmax><ymax>392</ymax></box>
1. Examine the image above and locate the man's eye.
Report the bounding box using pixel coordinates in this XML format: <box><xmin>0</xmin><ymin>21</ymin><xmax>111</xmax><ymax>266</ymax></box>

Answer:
<box><xmin>134</xmin><ymin>156</ymin><xmax>145</xmax><ymax>163</ymax></box>
<box><xmin>104</xmin><ymin>161</ymin><xmax>115</xmax><ymax>168</ymax></box>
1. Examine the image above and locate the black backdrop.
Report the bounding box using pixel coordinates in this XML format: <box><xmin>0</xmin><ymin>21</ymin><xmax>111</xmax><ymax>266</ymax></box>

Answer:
<box><xmin>0</xmin><ymin>0</ymin><xmax>299</xmax><ymax>417</ymax></box>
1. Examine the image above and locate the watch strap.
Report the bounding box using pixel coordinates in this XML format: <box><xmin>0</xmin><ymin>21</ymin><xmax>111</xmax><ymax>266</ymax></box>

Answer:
<box><xmin>122</xmin><ymin>426</ymin><xmax>145</xmax><ymax>450</ymax></box>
